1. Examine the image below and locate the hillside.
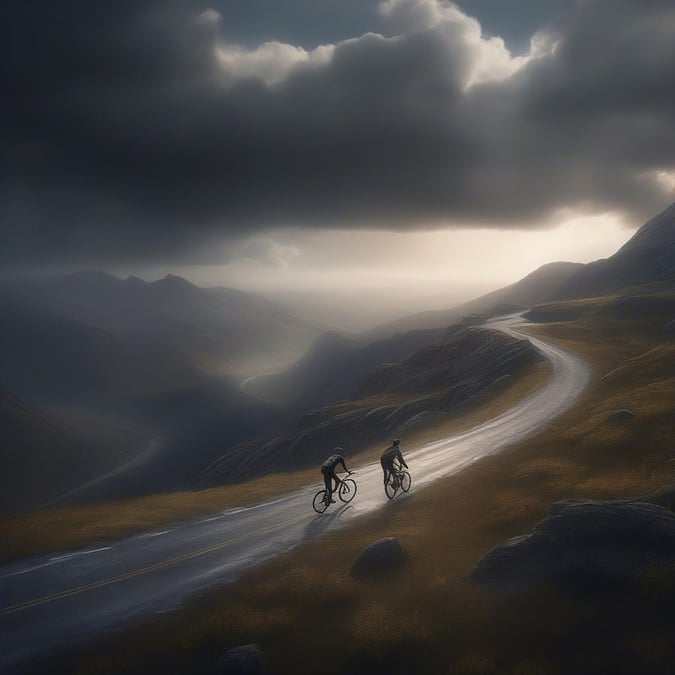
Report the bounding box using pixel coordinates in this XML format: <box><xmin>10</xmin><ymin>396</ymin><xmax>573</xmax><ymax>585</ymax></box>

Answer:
<box><xmin>0</xmin><ymin>385</ymin><xmax>151</xmax><ymax>513</ymax></box>
<box><xmin>243</xmin><ymin>326</ymin><xmax>445</xmax><ymax>409</ymax></box>
<box><xmin>0</xmin><ymin>271</ymin><xmax>322</xmax><ymax>388</ymax></box>
<box><xmin>554</xmin><ymin>202</ymin><xmax>675</xmax><ymax>299</ymax></box>
<box><xmin>0</xmin><ymin>295</ymin><xmax>198</xmax><ymax>412</ymax></box>
<box><xmin>0</xmin><ymin>272</ymin><xmax>316</xmax><ymax>505</ymax></box>
<box><xmin>244</xmin><ymin>262</ymin><xmax>582</xmax><ymax>411</ymax></box>
<box><xmin>196</xmin><ymin>326</ymin><xmax>543</xmax><ymax>485</ymax></box>
<box><xmin>0</xmin><ymin>271</ymin><xmax>321</xmax><ymax>422</ymax></box>
<box><xmin>105</xmin><ymin>376</ymin><xmax>287</xmax><ymax>497</ymax></box>
<box><xmin>368</xmin><ymin>202</ymin><xmax>675</xmax><ymax>336</ymax></box>
<box><xmin>370</xmin><ymin>261</ymin><xmax>584</xmax><ymax>335</ymax></box>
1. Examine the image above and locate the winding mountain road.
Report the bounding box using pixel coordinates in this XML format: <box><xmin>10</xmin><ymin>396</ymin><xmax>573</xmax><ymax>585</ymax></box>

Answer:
<box><xmin>0</xmin><ymin>318</ymin><xmax>589</xmax><ymax>672</ymax></box>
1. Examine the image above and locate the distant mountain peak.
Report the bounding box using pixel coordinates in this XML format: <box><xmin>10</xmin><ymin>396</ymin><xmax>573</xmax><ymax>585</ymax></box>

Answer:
<box><xmin>150</xmin><ymin>274</ymin><xmax>197</xmax><ymax>293</ymax></box>
<box><xmin>124</xmin><ymin>275</ymin><xmax>145</xmax><ymax>285</ymax></box>
<box><xmin>158</xmin><ymin>273</ymin><xmax>193</xmax><ymax>286</ymax></box>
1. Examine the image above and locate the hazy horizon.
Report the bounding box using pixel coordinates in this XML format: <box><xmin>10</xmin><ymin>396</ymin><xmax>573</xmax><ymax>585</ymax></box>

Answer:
<box><xmin>114</xmin><ymin>210</ymin><xmax>637</xmax><ymax>330</ymax></box>
<box><xmin>1</xmin><ymin>207</ymin><xmax>640</xmax><ymax>332</ymax></box>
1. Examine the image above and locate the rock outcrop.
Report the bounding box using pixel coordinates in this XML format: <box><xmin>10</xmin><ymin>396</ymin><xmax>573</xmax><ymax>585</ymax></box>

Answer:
<box><xmin>470</xmin><ymin>499</ymin><xmax>675</xmax><ymax>593</ymax></box>
<box><xmin>350</xmin><ymin>537</ymin><xmax>408</xmax><ymax>579</ymax></box>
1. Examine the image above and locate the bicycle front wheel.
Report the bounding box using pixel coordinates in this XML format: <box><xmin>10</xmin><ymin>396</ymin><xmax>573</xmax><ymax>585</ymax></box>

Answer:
<box><xmin>312</xmin><ymin>490</ymin><xmax>329</xmax><ymax>514</ymax></box>
<box><xmin>400</xmin><ymin>470</ymin><xmax>412</xmax><ymax>493</ymax></box>
<box><xmin>339</xmin><ymin>478</ymin><xmax>357</xmax><ymax>503</ymax></box>
<box><xmin>384</xmin><ymin>476</ymin><xmax>398</xmax><ymax>500</ymax></box>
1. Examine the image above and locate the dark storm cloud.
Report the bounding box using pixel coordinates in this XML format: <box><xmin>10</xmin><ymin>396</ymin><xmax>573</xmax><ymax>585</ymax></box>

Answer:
<box><xmin>482</xmin><ymin>0</ymin><xmax>675</xmax><ymax>213</ymax></box>
<box><xmin>1</xmin><ymin>0</ymin><xmax>674</xmax><ymax>265</ymax></box>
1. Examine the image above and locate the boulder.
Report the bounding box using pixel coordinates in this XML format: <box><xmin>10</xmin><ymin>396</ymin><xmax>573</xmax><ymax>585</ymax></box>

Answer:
<box><xmin>350</xmin><ymin>537</ymin><xmax>408</xmax><ymax>579</ymax></box>
<box><xmin>607</xmin><ymin>408</ymin><xmax>635</xmax><ymax>424</ymax></box>
<box><xmin>215</xmin><ymin>644</ymin><xmax>266</xmax><ymax>675</ymax></box>
<box><xmin>470</xmin><ymin>500</ymin><xmax>675</xmax><ymax>594</ymax></box>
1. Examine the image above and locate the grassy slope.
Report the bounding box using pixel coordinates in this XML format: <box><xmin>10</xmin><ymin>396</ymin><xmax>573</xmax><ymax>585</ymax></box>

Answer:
<box><xmin>38</xmin><ymin>311</ymin><xmax>675</xmax><ymax>675</ymax></box>
<box><xmin>0</xmin><ymin>361</ymin><xmax>550</xmax><ymax>564</ymax></box>
<box><xmin>0</xmin><ymin>389</ymin><xmax>154</xmax><ymax>514</ymax></box>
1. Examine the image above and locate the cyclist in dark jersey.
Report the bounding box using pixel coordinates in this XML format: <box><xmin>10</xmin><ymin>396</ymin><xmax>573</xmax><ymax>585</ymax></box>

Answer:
<box><xmin>380</xmin><ymin>438</ymin><xmax>408</xmax><ymax>487</ymax></box>
<box><xmin>320</xmin><ymin>449</ymin><xmax>350</xmax><ymax>503</ymax></box>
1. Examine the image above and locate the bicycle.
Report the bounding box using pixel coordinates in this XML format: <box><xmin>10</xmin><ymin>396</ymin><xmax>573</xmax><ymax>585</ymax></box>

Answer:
<box><xmin>312</xmin><ymin>472</ymin><xmax>357</xmax><ymax>513</ymax></box>
<box><xmin>384</xmin><ymin>466</ymin><xmax>411</xmax><ymax>499</ymax></box>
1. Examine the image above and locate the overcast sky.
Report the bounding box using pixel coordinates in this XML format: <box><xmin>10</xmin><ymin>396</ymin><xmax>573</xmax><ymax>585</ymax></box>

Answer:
<box><xmin>2</xmin><ymin>0</ymin><xmax>674</xmax><ymax>324</ymax></box>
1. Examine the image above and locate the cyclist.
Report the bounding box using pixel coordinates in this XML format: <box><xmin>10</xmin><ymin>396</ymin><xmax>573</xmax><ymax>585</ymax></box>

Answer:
<box><xmin>320</xmin><ymin>449</ymin><xmax>350</xmax><ymax>504</ymax></box>
<box><xmin>380</xmin><ymin>438</ymin><xmax>408</xmax><ymax>488</ymax></box>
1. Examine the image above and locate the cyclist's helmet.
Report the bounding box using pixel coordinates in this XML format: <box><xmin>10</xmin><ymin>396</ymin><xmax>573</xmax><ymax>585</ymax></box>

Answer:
<box><xmin>393</xmin><ymin>439</ymin><xmax>400</xmax><ymax>446</ymax></box>
<box><xmin>334</xmin><ymin>446</ymin><xmax>344</xmax><ymax>456</ymax></box>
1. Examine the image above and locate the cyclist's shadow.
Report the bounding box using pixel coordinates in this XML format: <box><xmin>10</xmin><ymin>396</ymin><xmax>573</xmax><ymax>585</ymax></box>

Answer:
<box><xmin>303</xmin><ymin>503</ymin><xmax>354</xmax><ymax>541</ymax></box>
<box><xmin>385</xmin><ymin>491</ymin><xmax>414</xmax><ymax>507</ymax></box>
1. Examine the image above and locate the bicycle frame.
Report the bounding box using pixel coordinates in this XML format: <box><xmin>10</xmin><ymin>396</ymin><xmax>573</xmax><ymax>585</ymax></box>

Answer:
<box><xmin>312</xmin><ymin>472</ymin><xmax>357</xmax><ymax>513</ymax></box>
<box><xmin>385</xmin><ymin>466</ymin><xmax>411</xmax><ymax>499</ymax></box>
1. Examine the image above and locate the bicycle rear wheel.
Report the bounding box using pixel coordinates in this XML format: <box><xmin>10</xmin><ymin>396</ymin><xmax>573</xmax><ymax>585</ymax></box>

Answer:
<box><xmin>400</xmin><ymin>470</ymin><xmax>412</xmax><ymax>493</ymax></box>
<box><xmin>339</xmin><ymin>478</ymin><xmax>357</xmax><ymax>503</ymax></box>
<box><xmin>384</xmin><ymin>475</ymin><xmax>398</xmax><ymax>500</ymax></box>
<box><xmin>312</xmin><ymin>490</ymin><xmax>329</xmax><ymax>513</ymax></box>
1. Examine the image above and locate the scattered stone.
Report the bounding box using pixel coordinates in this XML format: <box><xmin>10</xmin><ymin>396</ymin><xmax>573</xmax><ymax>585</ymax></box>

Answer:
<box><xmin>350</xmin><ymin>537</ymin><xmax>408</xmax><ymax>579</ymax></box>
<box><xmin>215</xmin><ymin>644</ymin><xmax>266</xmax><ymax>675</ymax></box>
<box><xmin>607</xmin><ymin>408</ymin><xmax>635</xmax><ymax>424</ymax></box>
<box><xmin>470</xmin><ymin>500</ymin><xmax>675</xmax><ymax>594</ymax></box>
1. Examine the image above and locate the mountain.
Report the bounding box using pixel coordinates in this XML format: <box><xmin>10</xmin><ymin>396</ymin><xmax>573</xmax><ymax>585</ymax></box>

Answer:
<box><xmin>1</xmin><ymin>271</ymin><xmax>322</xmax><ymax>379</ymax></box>
<box><xmin>0</xmin><ymin>272</ymin><xmax>314</xmax><ymax>504</ymax></box>
<box><xmin>243</xmin><ymin>261</ymin><xmax>583</xmax><ymax>411</ymax></box>
<box><xmin>0</xmin><ymin>385</ymin><xmax>152</xmax><ymax>513</ymax></box>
<box><xmin>242</xmin><ymin>326</ymin><xmax>445</xmax><ymax>409</ymax></box>
<box><xmin>0</xmin><ymin>293</ymin><xmax>198</xmax><ymax>413</ymax></box>
<box><xmin>370</xmin><ymin>202</ymin><xmax>675</xmax><ymax>335</ymax></box>
<box><xmin>555</xmin><ymin>202</ymin><xmax>675</xmax><ymax>299</ymax></box>
<box><xmin>82</xmin><ymin>376</ymin><xmax>288</xmax><ymax>500</ymax></box>
<box><xmin>196</xmin><ymin>326</ymin><xmax>543</xmax><ymax>485</ymax></box>
<box><xmin>370</xmin><ymin>261</ymin><xmax>585</xmax><ymax>335</ymax></box>
<box><xmin>0</xmin><ymin>272</ymin><xmax>323</xmax><ymax>412</ymax></box>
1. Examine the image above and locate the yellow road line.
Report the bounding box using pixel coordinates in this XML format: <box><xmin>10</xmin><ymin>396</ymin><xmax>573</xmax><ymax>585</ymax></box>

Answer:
<box><xmin>1</xmin><ymin>522</ymin><xmax>284</xmax><ymax>616</ymax></box>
